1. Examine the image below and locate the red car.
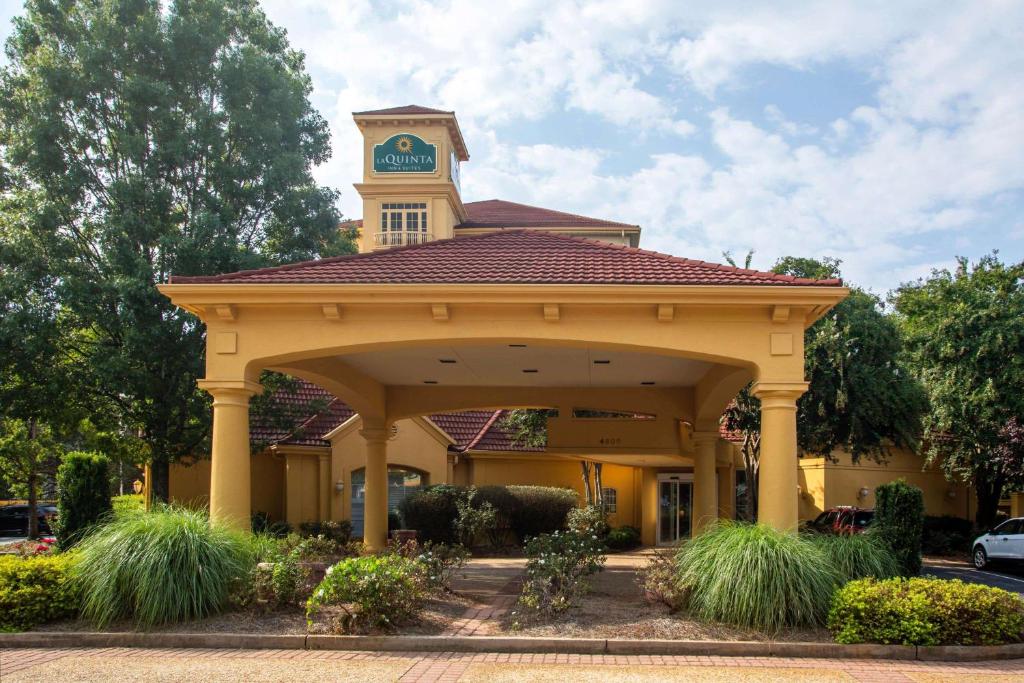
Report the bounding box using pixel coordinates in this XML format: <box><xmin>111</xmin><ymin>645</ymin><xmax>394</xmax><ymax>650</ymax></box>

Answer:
<box><xmin>805</xmin><ymin>507</ymin><xmax>874</xmax><ymax>535</ymax></box>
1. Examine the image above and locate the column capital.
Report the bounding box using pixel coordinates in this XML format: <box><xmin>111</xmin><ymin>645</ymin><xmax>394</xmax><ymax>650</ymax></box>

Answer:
<box><xmin>198</xmin><ymin>379</ymin><xmax>263</xmax><ymax>403</ymax></box>
<box><xmin>359</xmin><ymin>426</ymin><xmax>390</xmax><ymax>444</ymax></box>
<box><xmin>691</xmin><ymin>430</ymin><xmax>721</xmax><ymax>447</ymax></box>
<box><xmin>750</xmin><ymin>381</ymin><xmax>808</xmax><ymax>403</ymax></box>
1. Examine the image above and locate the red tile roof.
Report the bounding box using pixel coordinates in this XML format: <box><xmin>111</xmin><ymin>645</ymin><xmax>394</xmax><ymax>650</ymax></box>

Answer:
<box><xmin>353</xmin><ymin>105</ymin><xmax>453</xmax><ymax>116</ymax></box>
<box><xmin>457</xmin><ymin>199</ymin><xmax>637</xmax><ymax>229</ymax></box>
<box><xmin>429</xmin><ymin>411</ymin><xmax>496</xmax><ymax>449</ymax></box>
<box><xmin>172</xmin><ymin>230</ymin><xmax>842</xmax><ymax>287</ymax></box>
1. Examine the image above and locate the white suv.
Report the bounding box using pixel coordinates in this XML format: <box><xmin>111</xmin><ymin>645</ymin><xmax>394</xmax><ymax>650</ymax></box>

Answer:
<box><xmin>972</xmin><ymin>517</ymin><xmax>1024</xmax><ymax>569</ymax></box>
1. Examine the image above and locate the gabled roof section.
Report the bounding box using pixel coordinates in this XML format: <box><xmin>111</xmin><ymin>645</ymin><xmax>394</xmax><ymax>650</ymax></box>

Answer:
<box><xmin>172</xmin><ymin>229</ymin><xmax>843</xmax><ymax>287</ymax></box>
<box><xmin>457</xmin><ymin>199</ymin><xmax>638</xmax><ymax>230</ymax></box>
<box><xmin>353</xmin><ymin>104</ymin><xmax>453</xmax><ymax>116</ymax></box>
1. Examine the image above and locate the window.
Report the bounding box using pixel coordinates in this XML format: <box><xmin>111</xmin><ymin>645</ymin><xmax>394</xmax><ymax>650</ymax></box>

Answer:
<box><xmin>601</xmin><ymin>487</ymin><xmax>617</xmax><ymax>513</ymax></box>
<box><xmin>993</xmin><ymin>519</ymin><xmax>1022</xmax><ymax>535</ymax></box>
<box><xmin>381</xmin><ymin>202</ymin><xmax>428</xmax><ymax>233</ymax></box>
<box><xmin>350</xmin><ymin>466</ymin><xmax>426</xmax><ymax>537</ymax></box>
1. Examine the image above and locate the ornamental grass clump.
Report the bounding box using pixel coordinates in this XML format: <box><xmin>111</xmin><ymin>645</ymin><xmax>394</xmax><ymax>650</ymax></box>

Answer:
<box><xmin>674</xmin><ymin>522</ymin><xmax>840</xmax><ymax>632</ymax></box>
<box><xmin>809</xmin><ymin>532</ymin><xmax>901</xmax><ymax>582</ymax></box>
<box><xmin>75</xmin><ymin>507</ymin><xmax>255</xmax><ymax>628</ymax></box>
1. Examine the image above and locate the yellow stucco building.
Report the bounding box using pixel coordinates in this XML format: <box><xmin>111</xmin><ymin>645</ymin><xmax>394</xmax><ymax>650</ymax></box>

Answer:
<box><xmin>159</xmin><ymin>105</ymin><xmax>965</xmax><ymax>549</ymax></box>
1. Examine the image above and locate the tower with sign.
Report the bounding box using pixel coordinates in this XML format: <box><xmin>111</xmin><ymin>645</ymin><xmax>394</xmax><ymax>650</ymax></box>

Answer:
<box><xmin>352</xmin><ymin>105</ymin><xmax>470</xmax><ymax>252</ymax></box>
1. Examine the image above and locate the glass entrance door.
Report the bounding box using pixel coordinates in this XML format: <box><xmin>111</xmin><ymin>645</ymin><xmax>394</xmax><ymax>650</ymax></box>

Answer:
<box><xmin>657</xmin><ymin>475</ymin><xmax>694</xmax><ymax>545</ymax></box>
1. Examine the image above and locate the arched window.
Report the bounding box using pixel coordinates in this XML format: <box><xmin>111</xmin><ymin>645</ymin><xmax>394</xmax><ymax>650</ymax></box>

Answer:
<box><xmin>349</xmin><ymin>466</ymin><xmax>427</xmax><ymax>537</ymax></box>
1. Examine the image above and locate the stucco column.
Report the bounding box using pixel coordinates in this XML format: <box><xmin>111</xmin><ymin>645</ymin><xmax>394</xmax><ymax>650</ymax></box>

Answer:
<box><xmin>360</xmin><ymin>423</ymin><xmax>389</xmax><ymax>551</ymax></box>
<box><xmin>691</xmin><ymin>431</ymin><xmax>719</xmax><ymax>535</ymax></box>
<box><xmin>752</xmin><ymin>382</ymin><xmax>808</xmax><ymax>531</ymax></box>
<box><xmin>198</xmin><ymin>379</ymin><xmax>263</xmax><ymax>532</ymax></box>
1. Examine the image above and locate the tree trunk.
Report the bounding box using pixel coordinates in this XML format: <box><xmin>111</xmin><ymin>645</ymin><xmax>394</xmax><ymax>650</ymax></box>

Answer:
<box><xmin>150</xmin><ymin>456</ymin><xmax>170</xmax><ymax>504</ymax></box>
<box><xmin>975</xmin><ymin>477</ymin><xmax>1004</xmax><ymax>530</ymax></box>
<box><xmin>594</xmin><ymin>463</ymin><xmax>604</xmax><ymax>509</ymax></box>
<box><xmin>26</xmin><ymin>419</ymin><xmax>39</xmax><ymax>540</ymax></box>
<box><xmin>580</xmin><ymin>461</ymin><xmax>593</xmax><ymax>505</ymax></box>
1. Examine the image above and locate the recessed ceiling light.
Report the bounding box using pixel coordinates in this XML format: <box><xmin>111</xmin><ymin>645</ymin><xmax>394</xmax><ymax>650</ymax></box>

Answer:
<box><xmin>641</xmin><ymin>381</ymin><xmax>656</xmax><ymax>385</ymax></box>
<box><xmin>423</xmin><ymin>380</ymin><xmax>438</xmax><ymax>384</ymax></box>
<box><xmin>508</xmin><ymin>344</ymin><xmax>527</xmax><ymax>348</ymax></box>
<box><xmin>522</xmin><ymin>369</ymin><xmax>539</xmax><ymax>373</ymax></box>
<box><xmin>593</xmin><ymin>360</ymin><xmax>611</xmax><ymax>365</ymax></box>
<box><xmin>439</xmin><ymin>359</ymin><xmax>457</xmax><ymax>364</ymax></box>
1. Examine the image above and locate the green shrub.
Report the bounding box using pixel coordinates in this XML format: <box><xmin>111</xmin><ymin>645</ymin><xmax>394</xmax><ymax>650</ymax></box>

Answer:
<box><xmin>567</xmin><ymin>504</ymin><xmax>610</xmax><ymax>539</ymax></box>
<box><xmin>252</xmin><ymin>511</ymin><xmax>291</xmax><ymax>537</ymax></box>
<box><xmin>512</xmin><ymin>530</ymin><xmax>606</xmax><ymax>625</ymax></box>
<box><xmin>0</xmin><ymin>554</ymin><xmax>80</xmax><ymax>631</ymax></box>
<box><xmin>507</xmin><ymin>485</ymin><xmax>577</xmax><ymax>541</ymax></box>
<box><xmin>606</xmin><ymin>525</ymin><xmax>642</xmax><ymax>551</ymax></box>
<box><xmin>398</xmin><ymin>484</ymin><xmax>464</xmax><ymax>544</ymax></box>
<box><xmin>473</xmin><ymin>485</ymin><xmax>520</xmax><ymax>546</ymax></box>
<box><xmin>809</xmin><ymin>533</ymin><xmax>901</xmax><ymax>582</ymax></box>
<box><xmin>829</xmin><ymin>577</ymin><xmax>1024</xmax><ymax>645</ymax></box>
<box><xmin>874</xmin><ymin>480</ymin><xmax>924</xmax><ymax>576</ymax></box>
<box><xmin>53</xmin><ymin>451</ymin><xmax>112</xmax><ymax>550</ymax></box>
<box><xmin>306</xmin><ymin>554</ymin><xmax>427</xmax><ymax>632</ymax></box>
<box><xmin>638</xmin><ymin>546</ymin><xmax>683</xmax><ymax>610</ymax></box>
<box><xmin>75</xmin><ymin>507</ymin><xmax>255</xmax><ymax>627</ymax></box>
<box><xmin>386</xmin><ymin>537</ymin><xmax>469</xmax><ymax>593</ymax></box>
<box><xmin>921</xmin><ymin>515</ymin><xmax>974</xmax><ymax>556</ymax></box>
<box><xmin>298</xmin><ymin>520</ymin><xmax>352</xmax><ymax>544</ymax></box>
<box><xmin>674</xmin><ymin>522</ymin><xmax>841</xmax><ymax>631</ymax></box>
<box><xmin>111</xmin><ymin>494</ymin><xmax>144</xmax><ymax>517</ymax></box>
<box><xmin>455</xmin><ymin>487</ymin><xmax>497</xmax><ymax>547</ymax></box>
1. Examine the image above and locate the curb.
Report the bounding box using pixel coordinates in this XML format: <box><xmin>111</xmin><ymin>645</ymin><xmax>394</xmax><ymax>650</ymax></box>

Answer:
<box><xmin>1</xmin><ymin>632</ymin><xmax>1020</xmax><ymax>661</ymax></box>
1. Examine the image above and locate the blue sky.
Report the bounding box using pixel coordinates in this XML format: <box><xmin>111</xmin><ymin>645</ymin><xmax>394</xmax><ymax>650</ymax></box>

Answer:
<box><xmin>1</xmin><ymin>0</ymin><xmax>1022</xmax><ymax>292</ymax></box>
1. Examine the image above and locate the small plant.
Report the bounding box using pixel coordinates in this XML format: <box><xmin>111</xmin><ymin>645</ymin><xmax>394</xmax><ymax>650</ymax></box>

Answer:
<box><xmin>0</xmin><ymin>553</ymin><xmax>80</xmax><ymax>631</ymax></box>
<box><xmin>512</xmin><ymin>530</ymin><xmax>605</xmax><ymax>625</ymax></box>
<box><xmin>53</xmin><ymin>451</ymin><xmax>112</xmax><ymax>550</ymax></box>
<box><xmin>252</xmin><ymin>511</ymin><xmax>291</xmax><ymax>537</ymax></box>
<box><xmin>567</xmin><ymin>504</ymin><xmax>610</xmax><ymax>540</ymax></box>
<box><xmin>386</xmin><ymin>537</ymin><xmax>468</xmax><ymax>593</ymax></box>
<box><xmin>473</xmin><ymin>485</ymin><xmax>520</xmax><ymax>546</ymax></box>
<box><xmin>674</xmin><ymin>522</ymin><xmax>841</xmax><ymax>631</ymax></box>
<box><xmin>298</xmin><ymin>520</ymin><xmax>352</xmax><ymax>544</ymax></box>
<box><xmin>75</xmin><ymin>507</ymin><xmax>255</xmax><ymax>627</ymax></box>
<box><xmin>829</xmin><ymin>577</ymin><xmax>1024</xmax><ymax>645</ymax></box>
<box><xmin>111</xmin><ymin>494</ymin><xmax>144</xmax><ymax>517</ymax></box>
<box><xmin>874</xmin><ymin>480</ymin><xmax>925</xmax><ymax>576</ymax></box>
<box><xmin>455</xmin><ymin>487</ymin><xmax>497</xmax><ymax>547</ymax></box>
<box><xmin>306</xmin><ymin>554</ymin><xmax>427</xmax><ymax>633</ymax></box>
<box><xmin>606</xmin><ymin>525</ymin><xmax>642</xmax><ymax>551</ymax></box>
<box><xmin>638</xmin><ymin>546</ymin><xmax>683</xmax><ymax>610</ymax></box>
<box><xmin>808</xmin><ymin>532</ymin><xmax>901</xmax><ymax>582</ymax></box>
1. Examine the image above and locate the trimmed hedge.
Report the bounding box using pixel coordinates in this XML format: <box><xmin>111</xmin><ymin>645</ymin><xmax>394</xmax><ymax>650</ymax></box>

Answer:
<box><xmin>829</xmin><ymin>577</ymin><xmax>1024</xmax><ymax>645</ymax></box>
<box><xmin>507</xmin><ymin>486</ymin><xmax>577</xmax><ymax>541</ymax></box>
<box><xmin>922</xmin><ymin>515</ymin><xmax>974</xmax><ymax>556</ymax></box>
<box><xmin>398</xmin><ymin>484</ymin><xmax>463</xmax><ymax>544</ymax></box>
<box><xmin>0</xmin><ymin>553</ymin><xmax>80</xmax><ymax>631</ymax></box>
<box><xmin>606</xmin><ymin>525</ymin><xmax>642</xmax><ymax>551</ymax></box>
<box><xmin>53</xmin><ymin>451</ymin><xmax>112</xmax><ymax>550</ymax></box>
<box><xmin>874</xmin><ymin>480</ymin><xmax>925</xmax><ymax>576</ymax></box>
<box><xmin>473</xmin><ymin>485</ymin><xmax>520</xmax><ymax>546</ymax></box>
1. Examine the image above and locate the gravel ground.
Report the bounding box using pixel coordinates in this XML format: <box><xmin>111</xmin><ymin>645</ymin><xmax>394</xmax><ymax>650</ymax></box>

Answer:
<box><xmin>502</xmin><ymin>567</ymin><xmax>830</xmax><ymax>642</ymax></box>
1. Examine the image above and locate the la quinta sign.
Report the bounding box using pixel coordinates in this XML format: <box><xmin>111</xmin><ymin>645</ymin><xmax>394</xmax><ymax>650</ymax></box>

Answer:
<box><xmin>373</xmin><ymin>133</ymin><xmax>437</xmax><ymax>173</ymax></box>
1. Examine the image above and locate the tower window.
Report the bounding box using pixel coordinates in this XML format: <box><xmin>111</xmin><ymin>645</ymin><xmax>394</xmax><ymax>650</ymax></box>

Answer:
<box><xmin>382</xmin><ymin>202</ymin><xmax>428</xmax><ymax>233</ymax></box>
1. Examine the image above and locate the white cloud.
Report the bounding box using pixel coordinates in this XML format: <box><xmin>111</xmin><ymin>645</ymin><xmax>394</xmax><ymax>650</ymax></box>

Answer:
<box><xmin>254</xmin><ymin>0</ymin><xmax>1024</xmax><ymax>291</ymax></box>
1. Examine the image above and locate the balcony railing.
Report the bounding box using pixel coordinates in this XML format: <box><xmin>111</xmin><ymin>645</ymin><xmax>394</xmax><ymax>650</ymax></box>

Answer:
<box><xmin>373</xmin><ymin>231</ymin><xmax>434</xmax><ymax>249</ymax></box>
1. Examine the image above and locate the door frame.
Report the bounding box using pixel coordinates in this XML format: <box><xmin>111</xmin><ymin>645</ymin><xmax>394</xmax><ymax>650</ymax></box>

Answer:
<box><xmin>657</xmin><ymin>472</ymin><xmax>694</xmax><ymax>546</ymax></box>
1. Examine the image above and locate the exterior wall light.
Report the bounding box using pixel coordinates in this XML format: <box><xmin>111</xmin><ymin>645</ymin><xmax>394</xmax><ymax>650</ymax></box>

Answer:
<box><xmin>857</xmin><ymin>486</ymin><xmax>871</xmax><ymax>501</ymax></box>
<box><xmin>334</xmin><ymin>480</ymin><xmax>345</xmax><ymax>494</ymax></box>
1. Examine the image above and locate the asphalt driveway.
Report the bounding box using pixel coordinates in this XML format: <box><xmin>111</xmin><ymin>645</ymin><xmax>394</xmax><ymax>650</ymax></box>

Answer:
<box><xmin>922</xmin><ymin>557</ymin><xmax>1024</xmax><ymax>594</ymax></box>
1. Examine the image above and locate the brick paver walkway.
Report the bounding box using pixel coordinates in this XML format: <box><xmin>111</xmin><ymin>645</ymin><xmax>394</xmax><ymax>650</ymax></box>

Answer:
<box><xmin>2</xmin><ymin>647</ymin><xmax>1023</xmax><ymax>682</ymax></box>
<box><xmin>443</xmin><ymin>557</ymin><xmax>525</xmax><ymax>637</ymax></box>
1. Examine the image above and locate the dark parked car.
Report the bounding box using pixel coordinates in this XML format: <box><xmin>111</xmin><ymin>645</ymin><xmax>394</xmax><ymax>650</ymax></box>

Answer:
<box><xmin>0</xmin><ymin>504</ymin><xmax>57</xmax><ymax>536</ymax></box>
<box><xmin>804</xmin><ymin>506</ymin><xmax>874</xmax><ymax>535</ymax></box>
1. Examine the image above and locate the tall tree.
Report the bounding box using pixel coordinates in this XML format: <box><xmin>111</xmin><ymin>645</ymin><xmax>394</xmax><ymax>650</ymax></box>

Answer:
<box><xmin>725</xmin><ymin>256</ymin><xmax>925</xmax><ymax>520</ymax></box>
<box><xmin>892</xmin><ymin>254</ymin><xmax>1024</xmax><ymax>528</ymax></box>
<box><xmin>0</xmin><ymin>0</ymin><xmax>354</xmax><ymax>501</ymax></box>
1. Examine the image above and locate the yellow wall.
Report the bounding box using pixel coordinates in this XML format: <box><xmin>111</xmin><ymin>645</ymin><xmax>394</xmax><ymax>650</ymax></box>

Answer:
<box><xmin>797</xmin><ymin>448</ymin><xmax>975</xmax><ymax>520</ymax></box>
<box><xmin>169</xmin><ymin>451</ymin><xmax>285</xmax><ymax>522</ymax></box>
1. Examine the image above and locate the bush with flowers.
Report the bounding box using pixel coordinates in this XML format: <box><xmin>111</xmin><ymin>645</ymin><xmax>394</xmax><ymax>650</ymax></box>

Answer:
<box><xmin>386</xmin><ymin>537</ymin><xmax>468</xmax><ymax>593</ymax></box>
<box><xmin>511</xmin><ymin>529</ymin><xmax>606</xmax><ymax>626</ymax></box>
<box><xmin>305</xmin><ymin>554</ymin><xmax>427</xmax><ymax>633</ymax></box>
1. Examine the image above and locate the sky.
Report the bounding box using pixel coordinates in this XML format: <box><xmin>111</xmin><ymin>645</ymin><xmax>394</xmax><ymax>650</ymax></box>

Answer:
<box><xmin>1</xmin><ymin>1</ymin><xmax>1022</xmax><ymax>292</ymax></box>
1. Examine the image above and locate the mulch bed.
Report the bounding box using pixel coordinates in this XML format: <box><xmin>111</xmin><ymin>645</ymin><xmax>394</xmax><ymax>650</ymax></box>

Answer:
<box><xmin>500</xmin><ymin>567</ymin><xmax>831</xmax><ymax>643</ymax></box>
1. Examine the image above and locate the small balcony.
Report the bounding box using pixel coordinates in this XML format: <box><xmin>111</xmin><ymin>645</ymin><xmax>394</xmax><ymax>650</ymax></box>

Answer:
<box><xmin>373</xmin><ymin>231</ymin><xmax>434</xmax><ymax>249</ymax></box>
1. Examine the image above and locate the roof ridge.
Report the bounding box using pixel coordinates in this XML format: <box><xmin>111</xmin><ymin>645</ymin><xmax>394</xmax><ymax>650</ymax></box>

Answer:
<box><xmin>463</xmin><ymin>409</ymin><xmax>505</xmax><ymax>451</ymax></box>
<box><xmin>282</xmin><ymin>397</ymin><xmax>342</xmax><ymax>445</ymax></box>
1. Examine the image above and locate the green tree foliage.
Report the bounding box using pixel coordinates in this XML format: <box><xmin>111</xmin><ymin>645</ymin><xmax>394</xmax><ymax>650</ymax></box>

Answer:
<box><xmin>892</xmin><ymin>255</ymin><xmax>1024</xmax><ymax>528</ymax></box>
<box><xmin>873</xmin><ymin>479</ymin><xmax>925</xmax><ymax>576</ymax></box>
<box><xmin>725</xmin><ymin>257</ymin><xmax>925</xmax><ymax>520</ymax></box>
<box><xmin>499</xmin><ymin>409</ymin><xmax>554</xmax><ymax>448</ymax></box>
<box><xmin>0</xmin><ymin>0</ymin><xmax>355</xmax><ymax>501</ymax></box>
<box><xmin>0</xmin><ymin>419</ymin><xmax>62</xmax><ymax>539</ymax></box>
<box><xmin>53</xmin><ymin>451</ymin><xmax>113</xmax><ymax>549</ymax></box>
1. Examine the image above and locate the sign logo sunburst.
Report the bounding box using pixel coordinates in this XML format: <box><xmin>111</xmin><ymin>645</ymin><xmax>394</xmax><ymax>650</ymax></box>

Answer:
<box><xmin>395</xmin><ymin>136</ymin><xmax>414</xmax><ymax>154</ymax></box>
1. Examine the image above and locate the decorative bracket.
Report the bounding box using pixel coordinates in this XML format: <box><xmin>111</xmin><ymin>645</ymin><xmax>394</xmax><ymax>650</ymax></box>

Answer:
<box><xmin>431</xmin><ymin>303</ymin><xmax>450</xmax><ymax>321</ymax></box>
<box><xmin>543</xmin><ymin>303</ymin><xmax>560</xmax><ymax>322</ymax></box>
